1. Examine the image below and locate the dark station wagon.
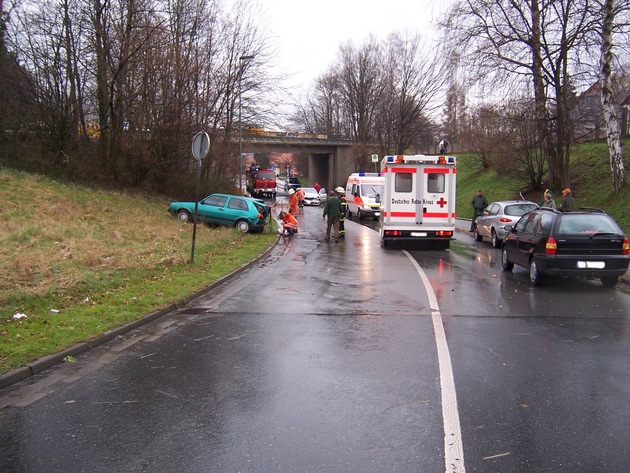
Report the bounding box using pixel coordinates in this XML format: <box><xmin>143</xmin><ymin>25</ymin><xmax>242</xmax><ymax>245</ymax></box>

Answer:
<box><xmin>501</xmin><ymin>207</ymin><xmax>630</xmax><ymax>287</ymax></box>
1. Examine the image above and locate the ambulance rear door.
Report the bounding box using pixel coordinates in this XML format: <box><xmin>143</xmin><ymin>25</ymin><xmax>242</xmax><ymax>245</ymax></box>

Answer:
<box><xmin>421</xmin><ymin>163</ymin><xmax>456</xmax><ymax>229</ymax></box>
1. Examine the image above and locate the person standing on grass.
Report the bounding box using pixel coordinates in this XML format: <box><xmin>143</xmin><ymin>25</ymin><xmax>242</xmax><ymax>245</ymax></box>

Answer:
<box><xmin>323</xmin><ymin>189</ymin><xmax>343</xmax><ymax>242</ymax></box>
<box><xmin>542</xmin><ymin>192</ymin><xmax>556</xmax><ymax>209</ymax></box>
<box><xmin>560</xmin><ymin>188</ymin><xmax>575</xmax><ymax>211</ymax></box>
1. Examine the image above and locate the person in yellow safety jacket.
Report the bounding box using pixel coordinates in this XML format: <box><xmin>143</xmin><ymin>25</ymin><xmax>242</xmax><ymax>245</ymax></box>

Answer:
<box><xmin>336</xmin><ymin>186</ymin><xmax>347</xmax><ymax>239</ymax></box>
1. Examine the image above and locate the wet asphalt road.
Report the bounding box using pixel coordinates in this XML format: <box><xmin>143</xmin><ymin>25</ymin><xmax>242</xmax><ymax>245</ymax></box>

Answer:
<box><xmin>2</xmin><ymin>196</ymin><xmax>630</xmax><ymax>472</ymax></box>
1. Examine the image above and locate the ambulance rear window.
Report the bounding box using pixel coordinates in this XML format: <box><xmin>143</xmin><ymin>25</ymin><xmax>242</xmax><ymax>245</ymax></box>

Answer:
<box><xmin>427</xmin><ymin>173</ymin><xmax>445</xmax><ymax>193</ymax></box>
<box><xmin>395</xmin><ymin>173</ymin><xmax>413</xmax><ymax>192</ymax></box>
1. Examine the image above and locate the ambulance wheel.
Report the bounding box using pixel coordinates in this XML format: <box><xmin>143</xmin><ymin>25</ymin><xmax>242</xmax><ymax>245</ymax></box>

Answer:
<box><xmin>357</xmin><ymin>209</ymin><xmax>363</xmax><ymax>220</ymax></box>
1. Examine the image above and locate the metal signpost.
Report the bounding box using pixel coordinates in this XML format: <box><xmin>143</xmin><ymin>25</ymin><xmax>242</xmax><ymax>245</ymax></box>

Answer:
<box><xmin>190</xmin><ymin>132</ymin><xmax>210</xmax><ymax>264</ymax></box>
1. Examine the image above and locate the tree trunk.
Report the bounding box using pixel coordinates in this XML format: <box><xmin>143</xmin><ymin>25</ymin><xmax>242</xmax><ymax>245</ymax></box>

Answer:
<box><xmin>531</xmin><ymin>0</ymin><xmax>552</xmax><ymax>188</ymax></box>
<box><xmin>0</xmin><ymin>0</ymin><xmax>6</xmax><ymax>161</ymax></box>
<box><xmin>93</xmin><ymin>0</ymin><xmax>112</xmax><ymax>179</ymax></box>
<box><xmin>600</xmin><ymin>0</ymin><xmax>626</xmax><ymax>194</ymax></box>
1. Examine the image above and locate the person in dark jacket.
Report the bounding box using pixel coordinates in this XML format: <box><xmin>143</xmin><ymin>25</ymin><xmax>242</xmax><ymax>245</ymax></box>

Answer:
<box><xmin>336</xmin><ymin>187</ymin><xmax>348</xmax><ymax>239</ymax></box>
<box><xmin>470</xmin><ymin>189</ymin><xmax>489</xmax><ymax>232</ymax></box>
<box><xmin>560</xmin><ymin>188</ymin><xmax>575</xmax><ymax>211</ymax></box>
<box><xmin>323</xmin><ymin>190</ymin><xmax>343</xmax><ymax>242</ymax></box>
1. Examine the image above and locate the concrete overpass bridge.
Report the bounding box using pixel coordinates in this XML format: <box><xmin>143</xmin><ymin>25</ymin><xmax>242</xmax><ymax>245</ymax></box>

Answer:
<box><xmin>242</xmin><ymin>132</ymin><xmax>355</xmax><ymax>193</ymax></box>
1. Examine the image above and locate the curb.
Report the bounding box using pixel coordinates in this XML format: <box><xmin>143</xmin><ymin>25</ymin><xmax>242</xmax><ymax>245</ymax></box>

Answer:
<box><xmin>0</xmin><ymin>236</ymin><xmax>280</xmax><ymax>390</ymax></box>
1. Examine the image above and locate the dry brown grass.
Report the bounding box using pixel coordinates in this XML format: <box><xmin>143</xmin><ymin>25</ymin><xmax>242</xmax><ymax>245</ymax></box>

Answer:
<box><xmin>0</xmin><ymin>169</ymin><xmax>224</xmax><ymax>301</ymax></box>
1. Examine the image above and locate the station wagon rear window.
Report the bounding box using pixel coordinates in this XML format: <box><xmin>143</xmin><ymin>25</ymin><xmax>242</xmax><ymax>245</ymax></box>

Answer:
<box><xmin>557</xmin><ymin>215</ymin><xmax>620</xmax><ymax>236</ymax></box>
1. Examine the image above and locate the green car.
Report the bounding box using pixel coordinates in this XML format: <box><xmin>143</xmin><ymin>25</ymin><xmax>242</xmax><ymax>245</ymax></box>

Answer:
<box><xmin>168</xmin><ymin>193</ymin><xmax>269</xmax><ymax>233</ymax></box>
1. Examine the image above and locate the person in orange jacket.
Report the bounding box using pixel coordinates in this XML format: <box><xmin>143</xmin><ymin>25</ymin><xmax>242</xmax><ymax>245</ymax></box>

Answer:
<box><xmin>288</xmin><ymin>188</ymin><xmax>299</xmax><ymax>216</ymax></box>
<box><xmin>296</xmin><ymin>187</ymin><xmax>306</xmax><ymax>215</ymax></box>
<box><xmin>278</xmin><ymin>211</ymin><xmax>298</xmax><ymax>236</ymax></box>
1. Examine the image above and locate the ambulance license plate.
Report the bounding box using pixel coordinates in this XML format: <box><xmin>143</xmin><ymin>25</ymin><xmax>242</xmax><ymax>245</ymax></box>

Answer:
<box><xmin>410</xmin><ymin>232</ymin><xmax>427</xmax><ymax>237</ymax></box>
<box><xmin>577</xmin><ymin>261</ymin><xmax>605</xmax><ymax>269</ymax></box>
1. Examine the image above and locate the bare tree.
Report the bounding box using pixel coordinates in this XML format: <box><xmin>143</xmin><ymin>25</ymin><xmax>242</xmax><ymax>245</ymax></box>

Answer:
<box><xmin>293</xmin><ymin>70</ymin><xmax>343</xmax><ymax>136</ymax></box>
<box><xmin>337</xmin><ymin>36</ymin><xmax>386</xmax><ymax>169</ymax></box>
<box><xmin>443</xmin><ymin>0</ymin><xmax>597</xmax><ymax>191</ymax></box>
<box><xmin>0</xmin><ymin>0</ymin><xmax>8</xmax><ymax>159</ymax></box>
<box><xmin>376</xmin><ymin>31</ymin><xmax>444</xmax><ymax>155</ymax></box>
<box><xmin>3</xmin><ymin>0</ymin><xmax>276</xmax><ymax>195</ymax></box>
<box><xmin>599</xmin><ymin>0</ymin><xmax>627</xmax><ymax>194</ymax></box>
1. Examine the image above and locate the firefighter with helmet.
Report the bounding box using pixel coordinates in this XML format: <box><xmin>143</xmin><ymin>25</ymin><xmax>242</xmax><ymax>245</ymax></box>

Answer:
<box><xmin>336</xmin><ymin>186</ymin><xmax>348</xmax><ymax>239</ymax></box>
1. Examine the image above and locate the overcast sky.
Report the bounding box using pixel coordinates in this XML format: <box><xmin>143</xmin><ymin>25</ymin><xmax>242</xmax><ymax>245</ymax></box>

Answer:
<box><xmin>256</xmin><ymin>0</ymin><xmax>449</xmax><ymax>94</ymax></box>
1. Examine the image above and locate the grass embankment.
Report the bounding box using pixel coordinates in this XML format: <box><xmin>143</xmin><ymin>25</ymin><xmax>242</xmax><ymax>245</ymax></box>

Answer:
<box><xmin>0</xmin><ymin>169</ymin><xmax>278</xmax><ymax>374</ymax></box>
<box><xmin>455</xmin><ymin>139</ymin><xmax>630</xmax><ymax>233</ymax></box>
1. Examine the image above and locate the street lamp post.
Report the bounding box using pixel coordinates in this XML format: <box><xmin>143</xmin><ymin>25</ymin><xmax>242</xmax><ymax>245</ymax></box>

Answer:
<box><xmin>238</xmin><ymin>54</ymin><xmax>254</xmax><ymax>195</ymax></box>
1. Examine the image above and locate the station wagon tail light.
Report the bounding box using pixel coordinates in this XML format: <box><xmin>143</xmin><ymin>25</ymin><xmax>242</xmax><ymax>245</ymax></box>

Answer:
<box><xmin>499</xmin><ymin>217</ymin><xmax>511</xmax><ymax>222</ymax></box>
<box><xmin>623</xmin><ymin>237</ymin><xmax>629</xmax><ymax>255</ymax></box>
<box><xmin>546</xmin><ymin>236</ymin><xmax>557</xmax><ymax>255</ymax></box>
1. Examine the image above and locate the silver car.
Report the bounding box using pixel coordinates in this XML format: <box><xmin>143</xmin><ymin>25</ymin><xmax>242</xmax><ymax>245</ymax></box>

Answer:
<box><xmin>474</xmin><ymin>200</ymin><xmax>539</xmax><ymax>248</ymax></box>
<box><xmin>300</xmin><ymin>187</ymin><xmax>320</xmax><ymax>206</ymax></box>
<box><xmin>318</xmin><ymin>188</ymin><xmax>328</xmax><ymax>207</ymax></box>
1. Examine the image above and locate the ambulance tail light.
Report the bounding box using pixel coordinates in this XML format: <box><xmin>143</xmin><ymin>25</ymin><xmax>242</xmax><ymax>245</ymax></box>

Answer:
<box><xmin>546</xmin><ymin>236</ymin><xmax>558</xmax><ymax>255</ymax></box>
<box><xmin>384</xmin><ymin>230</ymin><xmax>402</xmax><ymax>237</ymax></box>
<box><xmin>437</xmin><ymin>230</ymin><xmax>453</xmax><ymax>238</ymax></box>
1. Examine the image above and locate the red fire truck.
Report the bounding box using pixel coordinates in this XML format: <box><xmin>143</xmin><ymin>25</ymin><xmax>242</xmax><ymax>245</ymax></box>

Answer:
<box><xmin>246</xmin><ymin>166</ymin><xmax>277</xmax><ymax>198</ymax></box>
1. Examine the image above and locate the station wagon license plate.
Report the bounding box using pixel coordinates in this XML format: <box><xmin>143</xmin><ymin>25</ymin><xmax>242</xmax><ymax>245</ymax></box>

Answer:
<box><xmin>577</xmin><ymin>261</ymin><xmax>605</xmax><ymax>269</ymax></box>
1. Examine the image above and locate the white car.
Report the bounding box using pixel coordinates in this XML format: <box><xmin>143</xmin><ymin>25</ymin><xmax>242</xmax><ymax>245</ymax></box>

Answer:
<box><xmin>300</xmin><ymin>187</ymin><xmax>320</xmax><ymax>206</ymax></box>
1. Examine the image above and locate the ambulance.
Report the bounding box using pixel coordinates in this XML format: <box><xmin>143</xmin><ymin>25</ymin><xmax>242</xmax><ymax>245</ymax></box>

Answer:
<box><xmin>379</xmin><ymin>154</ymin><xmax>456</xmax><ymax>249</ymax></box>
<box><xmin>344</xmin><ymin>172</ymin><xmax>385</xmax><ymax>220</ymax></box>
